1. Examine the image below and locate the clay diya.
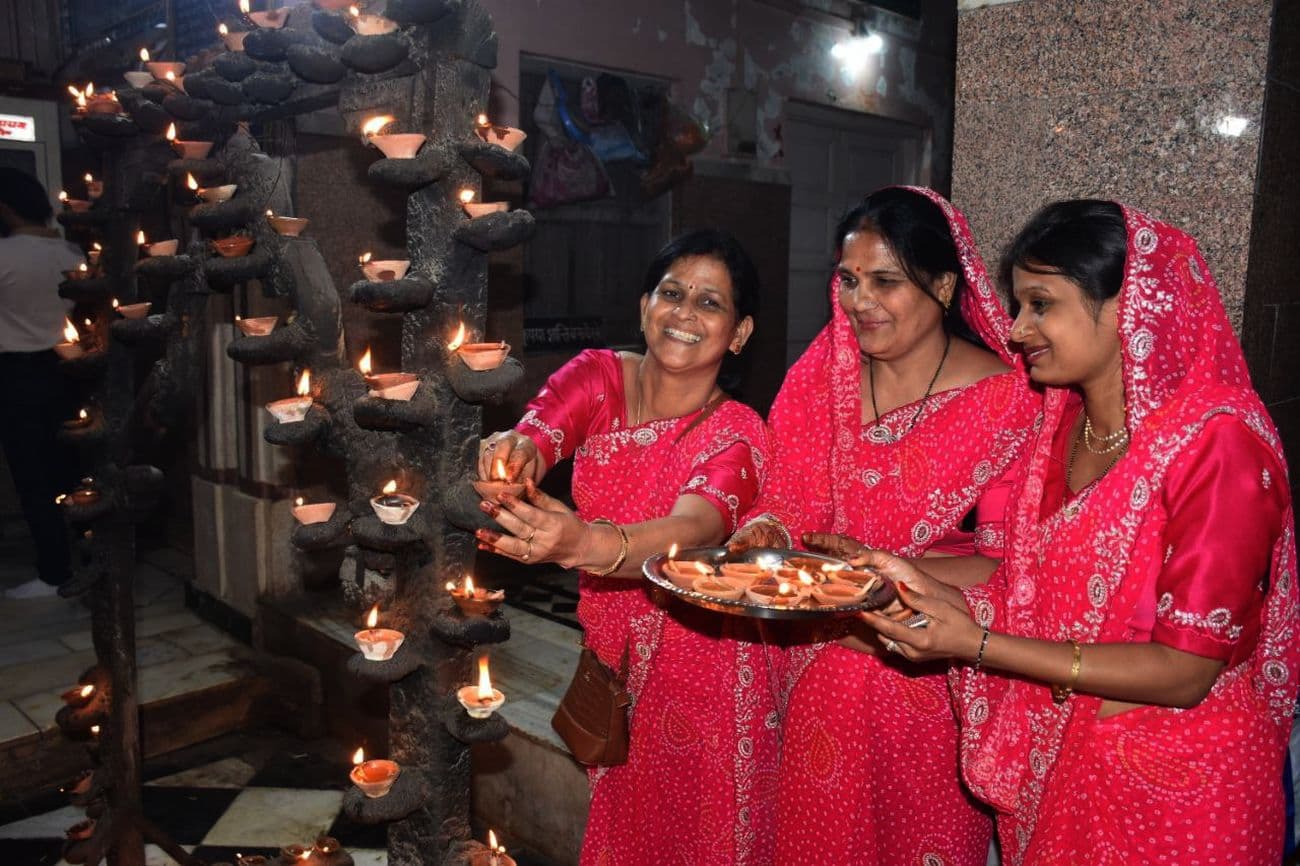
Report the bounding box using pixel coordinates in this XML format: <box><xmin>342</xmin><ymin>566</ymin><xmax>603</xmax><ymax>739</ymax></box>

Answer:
<box><xmin>810</xmin><ymin>581</ymin><xmax>870</xmax><ymax>606</ymax></box>
<box><xmin>357</xmin><ymin>253</ymin><xmax>410</xmax><ymax>282</ymax></box>
<box><xmin>197</xmin><ymin>183</ymin><xmax>237</xmax><ymax>203</ymax></box>
<box><xmin>145</xmin><ymin>61</ymin><xmax>186</xmax><ymax>81</ymax></box>
<box><xmin>291</xmin><ymin>497</ymin><xmax>335</xmax><ymax>525</ymax></box>
<box><xmin>235</xmin><ymin>316</ymin><xmax>277</xmax><ymax>336</ymax></box>
<box><xmin>475</xmin><ymin>115</ymin><xmax>527</xmax><ymax>152</ymax></box>
<box><xmin>744</xmin><ymin>581</ymin><xmax>808</xmax><ymax>607</ymax></box>
<box><xmin>663</xmin><ymin>557</ymin><xmax>715</xmax><ymax>590</ymax></box>
<box><xmin>718</xmin><ymin>562</ymin><xmax>767</xmax><ymax>585</ymax></box>
<box><xmin>446</xmin><ymin>575</ymin><xmax>505</xmax><ymax>616</ymax></box>
<box><xmin>54</xmin><ymin>318</ymin><xmax>84</xmax><ymax>360</ymax></box>
<box><xmin>211</xmin><ymin>235</ymin><xmax>254</xmax><ymax>258</ymax></box>
<box><xmin>248</xmin><ymin>8</ymin><xmax>289</xmax><ymax>28</ymax></box>
<box><xmin>350</xmin><ymin>749</ymin><xmax>400</xmax><ymax>798</ymax></box>
<box><xmin>692</xmin><ymin>575</ymin><xmax>747</xmax><ymax>601</ymax></box>
<box><xmin>353</xmin><ymin>605</ymin><xmax>405</xmax><ymax>661</ymax></box>
<box><xmin>457</xmin><ymin>656</ymin><xmax>505</xmax><ymax>719</ymax></box>
<box><xmin>218</xmin><ymin>24</ymin><xmax>248</xmax><ymax>51</ymax></box>
<box><xmin>67</xmin><ymin>478</ymin><xmax>101</xmax><ymax>507</ymax></box>
<box><xmin>457</xmin><ymin>341</ymin><xmax>511</xmax><ymax>371</ymax></box>
<box><xmin>59</xmin><ymin>193</ymin><xmax>91</xmax><ymax>213</ymax></box>
<box><xmin>459</xmin><ymin>189</ymin><xmax>508</xmax><ymax>218</ymax></box>
<box><xmin>361</xmin><ymin>115</ymin><xmax>426</xmax><ymax>158</ymax></box>
<box><xmin>264</xmin><ymin>369</ymin><xmax>313</xmax><ymax>423</ymax></box>
<box><xmin>366</xmin><ymin>372</ymin><xmax>420</xmax><ymax>401</ymax></box>
<box><xmin>114</xmin><ymin>301</ymin><xmax>152</xmax><ymax>319</ymax></box>
<box><xmin>62</xmin><ymin>263</ymin><xmax>94</xmax><ymax>281</ymax></box>
<box><xmin>266</xmin><ymin>213</ymin><xmax>309</xmax><ymax>236</ymax></box>
<box><xmin>123</xmin><ymin>71</ymin><xmax>153</xmax><ymax>88</ymax></box>
<box><xmin>471</xmin><ymin>457</ymin><xmax>526</xmax><ymax>501</ymax></box>
<box><xmin>144</xmin><ymin>239</ymin><xmax>179</xmax><ymax>257</ymax></box>
<box><xmin>63</xmin><ymin>409</ymin><xmax>92</xmax><ymax>430</ymax></box>
<box><xmin>60</xmin><ymin>682</ymin><xmax>96</xmax><ymax>707</ymax></box>
<box><xmin>349</xmin><ymin>10</ymin><xmax>398</xmax><ymax>35</ymax></box>
<box><xmin>370</xmin><ymin>480</ymin><xmax>419</xmax><ymax>525</ymax></box>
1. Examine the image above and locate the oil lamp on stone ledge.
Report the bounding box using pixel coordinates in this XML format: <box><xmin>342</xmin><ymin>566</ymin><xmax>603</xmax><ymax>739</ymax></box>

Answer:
<box><xmin>359</xmin><ymin>348</ymin><xmax>419</xmax><ymax>401</ymax></box>
<box><xmin>113</xmin><ymin>298</ymin><xmax>152</xmax><ymax>319</ymax></box>
<box><xmin>446</xmin><ymin>574</ymin><xmax>505</xmax><ymax>616</ymax></box>
<box><xmin>370</xmin><ymin>480</ymin><xmax>418</xmax><ymax>525</ymax></box>
<box><xmin>361</xmin><ymin>115</ymin><xmax>424</xmax><ymax>159</ymax></box>
<box><xmin>349</xmin><ymin>747</ymin><xmax>400</xmax><ymax>798</ymax></box>
<box><xmin>348</xmin><ymin>5</ymin><xmax>398</xmax><ymax>36</ymax></box>
<box><xmin>167</xmin><ymin>123</ymin><xmax>214</xmax><ymax>160</ymax></box>
<box><xmin>459</xmin><ymin>188</ymin><xmax>508</xmax><ymax>219</ymax></box>
<box><xmin>63</xmin><ymin>408</ymin><xmax>91</xmax><ymax>431</ymax></box>
<box><xmin>264</xmin><ymin>369</ymin><xmax>313</xmax><ymax>423</ymax></box>
<box><xmin>54</xmin><ymin>318</ymin><xmax>84</xmax><ymax>360</ymax></box>
<box><xmin>475</xmin><ymin>113</ymin><xmax>527</xmax><ymax>153</ymax></box>
<box><xmin>235</xmin><ymin>315</ymin><xmax>277</xmax><ymax>337</ymax></box>
<box><xmin>291</xmin><ymin>496</ymin><xmax>335</xmax><ymax>526</ymax></box>
<box><xmin>457</xmin><ymin>655</ymin><xmax>505</xmax><ymax>719</ymax></box>
<box><xmin>448</xmin><ymin>321</ymin><xmax>511</xmax><ymax>372</ymax></box>
<box><xmin>358</xmin><ymin>251</ymin><xmax>410</xmax><ymax>282</ymax></box>
<box><xmin>218</xmin><ymin>23</ymin><xmax>248</xmax><ymax>51</ymax></box>
<box><xmin>353</xmin><ymin>604</ymin><xmax>404</xmax><ymax>661</ymax></box>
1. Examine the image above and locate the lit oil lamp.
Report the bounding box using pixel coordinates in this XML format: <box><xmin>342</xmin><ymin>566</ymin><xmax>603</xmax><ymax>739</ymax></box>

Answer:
<box><xmin>292</xmin><ymin>496</ymin><xmax>336</xmax><ymax>525</ymax></box>
<box><xmin>459</xmin><ymin>188</ymin><xmax>508</xmax><ymax>219</ymax></box>
<box><xmin>360</xmin><ymin>348</ymin><xmax>419</xmax><ymax>400</ymax></box>
<box><xmin>312</xmin><ymin>837</ymin><xmax>343</xmax><ymax>860</ymax></box>
<box><xmin>58</xmin><ymin>190</ymin><xmax>91</xmax><ymax>213</ymax></box>
<box><xmin>113</xmin><ymin>298</ymin><xmax>152</xmax><ymax>319</ymax></box>
<box><xmin>144</xmin><ymin>238</ymin><xmax>179</xmax><ymax>257</ymax></box>
<box><xmin>196</xmin><ymin>181</ymin><xmax>237</xmax><ymax>203</ymax></box>
<box><xmin>218</xmin><ymin>22</ymin><xmax>249</xmax><ymax>51</ymax></box>
<box><xmin>87</xmin><ymin>242</ymin><xmax>102</xmax><ymax>266</ymax></box>
<box><xmin>448</xmin><ymin>321</ymin><xmax>511</xmax><ymax>371</ymax></box>
<box><xmin>348</xmin><ymin>4</ymin><xmax>398</xmax><ymax>35</ymax></box>
<box><xmin>54</xmin><ymin>318</ymin><xmax>84</xmax><ymax>360</ymax></box>
<box><xmin>484</xmin><ymin>830</ymin><xmax>517</xmax><ymax>866</ymax></box>
<box><xmin>63</xmin><ymin>408</ymin><xmax>92</xmax><ymax>430</ymax></box>
<box><xmin>144</xmin><ymin>49</ymin><xmax>185</xmax><ymax>82</ymax></box>
<box><xmin>67</xmin><ymin>83</ymin><xmax>88</xmax><ymax>113</ymax></box>
<box><xmin>66</xmin><ymin>477</ymin><xmax>101</xmax><ymax>507</ymax></box>
<box><xmin>471</xmin><ymin>456</ymin><xmax>525</xmax><ymax>501</ymax></box>
<box><xmin>83</xmin><ymin>173</ymin><xmax>103</xmax><ymax>200</ymax></box>
<box><xmin>266</xmin><ymin>209</ymin><xmax>310</xmax><ymax>237</ymax></box>
<box><xmin>83</xmin><ymin>88</ymin><xmax>120</xmax><ymax>115</ymax></box>
<box><xmin>718</xmin><ymin>561</ymin><xmax>767</xmax><ymax>585</ymax></box>
<box><xmin>349</xmin><ymin>747</ymin><xmax>400</xmax><ymax>798</ymax></box>
<box><xmin>60</xmin><ymin>682</ymin><xmax>96</xmax><ymax>707</ymax></box>
<box><xmin>661</xmin><ymin>544</ymin><xmax>714</xmax><ymax>588</ymax></box>
<box><xmin>353</xmin><ymin>605</ymin><xmax>405</xmax><ymax>661</ymax></box>
<box><xmin>167</xmin><ymin>123</ymin><xmax>214</xmax><ymax>160</ymax></box>
<box><xmin>264</xmin><ymin>368</ymin><xmax>313</xmax><ymax>423</ymax></box>
<box><xmin>361</xmin><ymin>115</ymin><xmax>425</xmax><ymax>159</ymax></box>
<box><xmin>247</xmin><ymin>7</ymin><xmax>289</xmax><ymax>29</ymax></box>
<box><xmin>234</xmin><ymin>315</ymin><xmax>277</xmax><ymax>336</ymax></box>
<box><xmin>692</xmin><ymin>574</ymin><xmax>747</xmax><ymax>601</ymax></box>
<box><xmin>457</xmin><ymin>655</ymin><xmax>505</xmax><ymax>719</ymax></box>
<box><xmin>124</xmin><ymin>66</ymin><xmax>152</xmax><ymax>88</ymax></box>
<box><xmin>62</xmin><ymin>262</ymin><xmax>93</xmax><ymax>281</ymax></box>
<box><xmin>745</xmin><ymin>579</ymin><xmax>808</xmax><ymax>607</ymax></box>
<box><xmin>357</xmin><ymin>251</ymin><xmax>410</xmax><ymax>282</ymax></box>
<box><xmin>276</xmin><ymin>847</ymin><xmax>311</xmax><ymax>864</ymax></box>
<box><xmin>370</xmin><ymin>479</ymin><xmax>418</xmax><ymax>525</ymax></box>
<box><xmin>446</xmin><ymin>574</ymin><xmax>505</xmax><ymax>616</ymax></box>
<box><xmin>475</xmin><ymin>113</ymin><xmax>527</xmax><ymax>153</ymax></box>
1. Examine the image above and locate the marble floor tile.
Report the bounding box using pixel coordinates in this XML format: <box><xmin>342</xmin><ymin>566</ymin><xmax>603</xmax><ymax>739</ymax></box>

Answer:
<box><xmin>350</xmin><ymin>850</ymin><xmax>387</xmax><ymax>866</ymax></box>
<box><xmin>0</xmin><ymin>648</ymin><xmax>97</xmax><ymax>702</ymax></box>
<box><xmin>56</xmin><ymin>842</ymin><xmax>198</xmax><ymax>866</ymax></box>
<box><xmin>12</xmin><ymin>689</ymin><xmax>65</xmax><ymax>735</ymax></box>
<box><xmin>200</xmin><ymin>788</ymin><xmax>343</xmax><ymax>847</ymax></box>
<box><xmin>139</xmin><ymin>650</ymin><xmax>251</xmax><ymax>704</ymax></box>
<box><xmin>154</xmin><ymin>624</ymin><xmax>240</xmax><ymax>657</ymax></box>
<box><xmin>0</xmin><ymin>804</ymin><xmax>82</xmax><ymax>839</ymax></box>
<box><xmin>146</xmin><ymin>757</ymin><xmax>258</xmax><ymax>789</ymax></box>
<box><xmin>0</xmin><ymin>638</ymin><xmax>71</xmax><ymax>668</ymax></box>
<box><xmin>0</xmin><ymin>701</ymin><xmax>38</xmax><ymax>742</ymax></box>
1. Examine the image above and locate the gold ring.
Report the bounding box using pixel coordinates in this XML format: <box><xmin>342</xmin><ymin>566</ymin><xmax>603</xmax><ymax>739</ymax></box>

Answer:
<box><xmin>884</xmin><ymin>639</ymin><xmax>900</xmax><ymax>653</ymax></box>
<box><xmin>522</xmin><ymin>541</ymin><xmax>532</xmax><ymax>561</ymax></box>
<box><xmin>523</xmin><ymin>529</ymin><xmax>536</xmax><ymax>543</ymax></box>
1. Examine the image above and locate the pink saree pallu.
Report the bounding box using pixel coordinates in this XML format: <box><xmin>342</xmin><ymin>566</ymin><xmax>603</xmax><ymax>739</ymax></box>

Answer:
<box><xmin>953</xmin><ymin>208</ymin><xmax>1299</xmax><ymax>866</ymax></box>
<box><xmin>514</xmin><ymin>349</ymin><xmax>779</xmax><ymax>866</ymax></box>
<box><xmin>763</xmin><ymin>188</ymin><xmax>1041</xmax><ymax>866</ymax></box>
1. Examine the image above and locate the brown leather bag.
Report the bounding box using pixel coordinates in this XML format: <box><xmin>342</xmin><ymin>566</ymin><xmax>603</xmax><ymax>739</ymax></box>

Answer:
<box><xmin>551</xmin><ymin>643</ymin><xmax>631</xmax><ymax>766</ymax></box>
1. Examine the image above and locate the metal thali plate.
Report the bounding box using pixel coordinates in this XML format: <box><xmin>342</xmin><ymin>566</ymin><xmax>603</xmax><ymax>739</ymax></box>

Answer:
<box><xmin>641</xmin><ymin>546</ymin><xmax>898</xmax><ymax>621</ymax></box>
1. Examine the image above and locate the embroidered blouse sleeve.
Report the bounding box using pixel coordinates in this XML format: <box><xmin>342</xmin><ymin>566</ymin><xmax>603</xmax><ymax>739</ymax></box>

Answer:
<box><xmin>513</xmin><ymin>349</ymin><xmax>613</xmax><ymax>469</ymax></box>
<box><xmin>971</xmin><ymin>457</ymin><xmax>1025</xmax><ymax>559</ymax></box>
<box><xmin>1151</xmin><ymin>416</ymin><xmax>1289</xmax><ymax>662</ymax></box>
<box><xmin>680</xmin><ymin>423</ymin><xmax>767</xmax><ymax>536</ymax></box>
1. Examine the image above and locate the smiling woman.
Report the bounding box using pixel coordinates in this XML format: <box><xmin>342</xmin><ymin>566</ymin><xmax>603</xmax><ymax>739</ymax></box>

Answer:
<box><xmin>473</xmin><ymin>229</ymin><xmax>780</xmax><ymax>866</ymax></box>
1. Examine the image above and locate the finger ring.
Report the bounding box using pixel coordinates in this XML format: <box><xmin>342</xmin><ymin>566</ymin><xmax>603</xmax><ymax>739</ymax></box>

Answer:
<box><xmin>523</xmin><ymin>529</ymin><xmax>536</xmax><ymax>542</ymax></box>
<box><xmin>884</xmin><ymin>639</ymin><xmax>900</xmax><ymax>653</ymax></box>
<box><xmin>905</xmin><ymin>614</ymin><xmax>930</xmax><ymax>629</ymax></box>
<box><xmin>522</xmin><ymin>540</ymin><xmax>532</xmax><ymax>561</ymax></box>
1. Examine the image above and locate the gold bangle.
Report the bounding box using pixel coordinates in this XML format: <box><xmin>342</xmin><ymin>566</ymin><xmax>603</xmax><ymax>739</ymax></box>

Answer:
<box><xmin>1051</xmin><ymin>639</ymin><xmax>1083</xmax><ymax>703</ymax></box>
<box><xmin>587</xmin><ymin>519</ymin><xmax>629</xmax><ymax>576</ymax></box>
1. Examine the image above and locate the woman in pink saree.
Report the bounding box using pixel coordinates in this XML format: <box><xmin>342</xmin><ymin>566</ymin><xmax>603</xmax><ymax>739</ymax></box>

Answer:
<box><xmin>864</xmin><ymin>201</ymin><xmax>1298</xmax><ymax>865</ymax></box>
<box><xmin>475</xmin><ymin>229</ymin><xmax>779</xmax><ymax>866</ymax></box>
<box><xmin>734</xmin><ymin>187</ymin><xmax>1041</xmax><ymax>865</ymax></box>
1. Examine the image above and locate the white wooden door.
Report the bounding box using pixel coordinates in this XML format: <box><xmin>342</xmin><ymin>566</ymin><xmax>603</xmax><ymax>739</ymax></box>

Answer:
<box><xmin>783</xmin><ymin>102</ymin><xmax>925</xmax><ymax>364</ymax></box>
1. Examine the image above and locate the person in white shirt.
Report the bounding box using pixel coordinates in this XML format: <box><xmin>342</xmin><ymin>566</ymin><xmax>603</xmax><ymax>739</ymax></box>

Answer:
<box><xmin>0</xmin><ymin>168</ymin><xmax>87</xmax><ymax>599</ymax></box>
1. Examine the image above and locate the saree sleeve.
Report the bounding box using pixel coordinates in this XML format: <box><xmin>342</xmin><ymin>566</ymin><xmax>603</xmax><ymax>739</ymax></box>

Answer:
<box><xmin>1150</xmin><ymin>415</ymin><xmax>1290</xmax><ymax>662</ymax></box>
<box><xmin>513</xmin><ymin>349</ymin><xmax>619</xmax><ymax>470</ymax></box>
<box><xmin>972</xmin><ymin>449</ymin><xmax>1031</xmax><ymax>558</ymax></box>
<box><xmin>679</xmin><ymin>418</ymin><xmax>766</xmax><ymax>535</ymax></box>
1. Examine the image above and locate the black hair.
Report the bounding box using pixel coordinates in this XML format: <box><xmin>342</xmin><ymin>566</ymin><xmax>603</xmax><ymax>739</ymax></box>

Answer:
<box><xmin>835</xmin><ymin>187</ymin><xmax>974</xmax><ymax>341</ymax></box>
<box><xmin>1001</xmin><ymin>199</ymin><xmax>1127</xmax><ymax>315</ymax></box>
<box><xmin>0</xmin><ymin>168</ymin><xmax>54</xmax><ymax>225</ymax></box>
<box><xmin>641</xmin><ymin>229</ymin><xmax>760</xmax><ymax>322</ymax></box>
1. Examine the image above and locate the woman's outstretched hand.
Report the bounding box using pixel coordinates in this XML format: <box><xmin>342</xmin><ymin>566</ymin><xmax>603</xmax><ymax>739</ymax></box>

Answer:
<box><xmin>475</xmin><ymin>480</ymin><xmax>590</xmax><ymax>569</ymax></box>
<box><xmin>478</xmin><ymin>431</ymin><xmax>541</xmax><ymax>484</ymax></box>
<box><xmin>853</xmin><ymin>549</ymin><xmax>983</xmax><ymax>663</ymax></box>
<box><xmin>802</xmin><ymin>532</ymin><xmax>873</xmax><ymax>564</ymax></box>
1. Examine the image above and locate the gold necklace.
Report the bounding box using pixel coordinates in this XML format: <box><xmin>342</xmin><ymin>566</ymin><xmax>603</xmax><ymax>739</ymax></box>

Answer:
<box><xmin>1068</xmin><ymin>422</ymin><xmax>1126</xmax><ymax>492</ymax></box>
<box><xmin>1082</xmin><ymin>414</ymin><xmax>1128</xmax><ymax>454</ymax></box>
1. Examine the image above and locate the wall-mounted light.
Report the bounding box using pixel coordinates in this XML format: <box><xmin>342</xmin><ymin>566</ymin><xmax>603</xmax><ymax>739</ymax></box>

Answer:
<box><xmin>830</xmin><ymin>31</ymin><xmax>884</xmax><ymax>79</ymax></box>
<box><xmin>1213</xmin><ymin>115</ymin><xmax>1250</xmax><ymax>137</ymax></box>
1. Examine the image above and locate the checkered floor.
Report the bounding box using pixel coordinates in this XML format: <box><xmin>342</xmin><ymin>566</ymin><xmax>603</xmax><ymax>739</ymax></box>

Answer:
<box><xmin>502</xmin><ymin>567</ymin><xmax>580</xmax><ymax>631</ymax></box>
<box><xmin>0</xmin><ymin>731</ymin><xmax>554</xmax><ymax>866</ymax></box>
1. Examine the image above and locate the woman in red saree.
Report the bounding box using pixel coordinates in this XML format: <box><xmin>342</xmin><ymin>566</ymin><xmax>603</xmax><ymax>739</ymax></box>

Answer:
<box><xmin>475</xmin><ymin>230</ymin><xmax>779</xmax><ymax>866</ymax></box>
<box><xmin>863</xmin><ymin>201</ymin><xmax>1298</xmax><ymax>865</ymax></box>
<box><xmin>734</xmin><ymin>187</ymin><xmax>1041</xmax><ymax>865</ymax></box>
